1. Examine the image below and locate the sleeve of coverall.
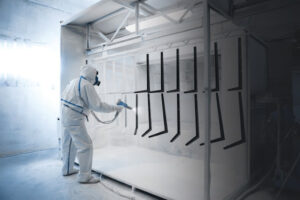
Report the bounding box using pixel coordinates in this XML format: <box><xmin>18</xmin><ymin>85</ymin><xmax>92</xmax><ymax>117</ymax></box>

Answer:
<box><xmin>84</xmin><ymin>84</ymin><xmax>119</xmax><ymax>113</ymax></box>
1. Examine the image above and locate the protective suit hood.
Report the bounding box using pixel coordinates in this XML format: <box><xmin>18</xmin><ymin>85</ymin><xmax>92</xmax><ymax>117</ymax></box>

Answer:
<box><xmin>80</xmin><ymin>65</ymin><xmax>97</xmax><ymax>84</ymax></box>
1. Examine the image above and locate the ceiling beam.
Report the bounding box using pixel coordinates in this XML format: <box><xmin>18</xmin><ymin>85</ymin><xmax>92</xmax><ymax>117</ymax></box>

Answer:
<box><xmin>91</xmin><ymin>7</ymin><xmax>126</xmax><ymax>25</ymax></box>
<box><xmin>111</xmin><ymin>11</ymin><xmax>132</xmax><ymax>42</ymax></box>
<box><xmin>140</xmin><ymin>2</ymin><xmax>178</xmax><ymax>24</ymax></box>
<box><xmin>112</xmin><ymin>0</ymin><xmax>149</xmax><ymax>16</ymax></box>
<box><xmin>97</xmin><ymin>31</ymin><xmax>111</xmax><ymax>43</ymax></box>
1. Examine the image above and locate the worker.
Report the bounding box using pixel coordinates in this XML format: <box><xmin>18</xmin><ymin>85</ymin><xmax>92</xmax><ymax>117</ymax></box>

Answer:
<box><xmin>60</xmin><ymin>65</ymin><xmax>123</xmax><ymax>183</ymax></box>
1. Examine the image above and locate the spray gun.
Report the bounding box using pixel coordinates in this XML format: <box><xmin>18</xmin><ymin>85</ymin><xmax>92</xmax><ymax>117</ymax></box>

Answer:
<box><xmin>117</xmin><ymin>99</ymin><xmax>132</xmax><ymax>110</ymax></box>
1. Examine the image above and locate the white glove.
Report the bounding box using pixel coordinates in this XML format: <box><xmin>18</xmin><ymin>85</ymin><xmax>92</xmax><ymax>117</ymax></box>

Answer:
<box><xmin>115</xmin><ymin>105</ymin><xmax>123</xmax><ymax>112</ymax></box>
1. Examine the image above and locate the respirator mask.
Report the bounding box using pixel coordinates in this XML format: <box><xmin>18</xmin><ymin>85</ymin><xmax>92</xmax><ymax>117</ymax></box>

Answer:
<box><xmin>94</xmin><ymin>71</ymin><xmax>101</xmax><ymax>86</ymax></box>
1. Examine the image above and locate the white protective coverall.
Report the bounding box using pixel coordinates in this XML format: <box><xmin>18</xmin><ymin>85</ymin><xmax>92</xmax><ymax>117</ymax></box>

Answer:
<box><xmin>61</xmin><ymin>65</ymin><xmax>122</xmax><ymax>183</ymax></box>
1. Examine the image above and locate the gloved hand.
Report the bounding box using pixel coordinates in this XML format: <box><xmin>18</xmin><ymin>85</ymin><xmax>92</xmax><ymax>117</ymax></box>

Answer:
<box><xmin>115</xmin><ymin>105</ymin><xmax>123</xmax><ymax>112</ymax></box>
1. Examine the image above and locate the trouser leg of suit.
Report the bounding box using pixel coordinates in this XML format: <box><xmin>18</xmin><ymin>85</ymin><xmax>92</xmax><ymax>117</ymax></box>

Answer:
<box><xmin>62</xmin><ymin>126</ymin><xmax>77</xmax><ymax>176</ymax></box>
<box><xmin>62</xmin><ymin>121</ymin><xmax>93</xmax><ymax>182</ymax></box>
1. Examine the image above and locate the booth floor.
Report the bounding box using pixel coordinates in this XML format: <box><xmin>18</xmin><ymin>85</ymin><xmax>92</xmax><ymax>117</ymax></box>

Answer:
<box><xmin>91</xmin><ymin>146</ymin><xmax>204</xmax><ymax>200</ymax></box>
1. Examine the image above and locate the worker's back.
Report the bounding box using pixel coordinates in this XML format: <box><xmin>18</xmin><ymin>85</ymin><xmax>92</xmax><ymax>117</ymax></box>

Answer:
<box><xmin>61</xmin><ymin>78</ymin><xmax>89</xmax><ymax>126</ymax></box>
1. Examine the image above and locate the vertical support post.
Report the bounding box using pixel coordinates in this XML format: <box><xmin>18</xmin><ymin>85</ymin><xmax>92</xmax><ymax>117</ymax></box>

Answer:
<box><xmin>146</xmin><ymin>54</ymin><xmax>150</xmax><ymax>92</ymax></box>
<box><xmin>203</xmin><ymin>0</ymin><xmax>211</xmax><ymax>199</ymax></box>
<box><xmin>176</xmin><ymin>49</ymin><xmax>180</xmax><ymax>91</ymax></box>
<box><xmin>212</xmin><ymin>42</ymin><xmax>219</xmax><ymax>92</ymax></box>
<box><xmin>86</xmin><ymin>24</ymin><xmax>90</xmax><ymax>50</ymax></box>
<box><xmin>125</xmin><ymin>95</ymin><xmax>127</xmax><ymax>128</ymax></box>
<box><xmin>135</xmin><ymin>1</ymin><xmax>139</xmax><ymax>35</ymax></box>
<box><xmin>134</xmin><ymin>94</ymin><xmax>138</xmax><ymax>135</ymax></box>
<box><xmin>161</xmin><ymin>52</ymin><xmax>164</xmax><ymax>92</ymax></box>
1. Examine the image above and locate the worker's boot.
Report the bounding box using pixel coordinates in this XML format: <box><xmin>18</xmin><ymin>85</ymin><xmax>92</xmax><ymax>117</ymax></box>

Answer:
<box><xmin>78</xmin><ymin>175</ymin><xmax>100</xmax><ymax>184</ymax></box>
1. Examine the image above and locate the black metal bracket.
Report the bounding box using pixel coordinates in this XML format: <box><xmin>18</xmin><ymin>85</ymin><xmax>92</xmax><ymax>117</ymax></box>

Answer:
<box><xmin>212</xmin><ymin>42</ymin><xmax>220</xmax><ymax>92</ymax></box>
<box><xmin>200</xmin><ymin>93</ymin><xmax>225</xmax><ymax>146</ymax></box>
<box><xmin>223</xmin><ymin>92</ymin><xmax>246</xmax><ymax>149</ymax></box>
<box><xmin>150</xmin><ymin>52</ymin><xmax>164</xmax><ymax>93</ymax></box>
<box><xmin>135</xmin><ymin>54</ymin><xmax>150</xmax><ymax>93</ymax></box>
<box><xmin>228</xmin><ymin>37</ymin><xmax>242</xmax><ymax>91</ymax></box>
<box><xmin>184</xmin><ymin>46</ymin><xmax>198</xmax><ymax>93</ymax></box>
<box><xmin>142</xmin><ymin>93</ymin><xmax>152</xmax><ymax>137</ymax></box>
<box><xmin>134</xmin><ymin>94</ymin><xmax>138</xmax><ymax>135</ymax></box>
<box><xmin>167</xmin><ymin>48</ymin><xmax>180</xmax><ymax>93</ymax></box>
<box><xmin>170</xmin><ymin>94</ymin><xmax>181</xmax><ymax>142</ymax></box>
<box><xmin>134</xmin><ymin>90</ymin><xmax>148</xmax><ymax>93</ymax></box>
<box><xmin>185</xmin><ymin>94</ymin><xmax>200</xmax><ymax>146</ymax></box>
<box><xmin>148</xmin><ymin>93</ymin><xmax>168</xmax><ymax>138</ymax></box>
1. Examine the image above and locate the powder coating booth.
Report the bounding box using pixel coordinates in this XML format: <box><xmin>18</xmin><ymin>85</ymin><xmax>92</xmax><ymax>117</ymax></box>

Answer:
<box><xmin>60</xmin><ymin>0</ymin><xmax>267</xmax><ymax>199</ymax></box>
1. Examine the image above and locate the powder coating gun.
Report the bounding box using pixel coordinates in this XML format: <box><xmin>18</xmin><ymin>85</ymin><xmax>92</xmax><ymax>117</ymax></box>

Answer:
<box><xmin>117</xmin><ymin>99</ymin><xmax>132</xmax><ymax>110</ymax></box>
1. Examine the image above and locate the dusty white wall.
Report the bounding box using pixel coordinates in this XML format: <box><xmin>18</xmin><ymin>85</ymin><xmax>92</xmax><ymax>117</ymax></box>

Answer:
<box><xmin>0</xmin><ymin>0</ymin><xmax>98</xmax><ymax>156</ymax></box>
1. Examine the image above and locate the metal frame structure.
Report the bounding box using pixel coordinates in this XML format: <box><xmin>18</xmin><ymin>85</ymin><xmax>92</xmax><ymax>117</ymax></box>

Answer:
<box><xmin>203</xmin><ymin>1</ymin><xmax>211</xmax><ymax>199</ymax></box>
<box><xmin>85</xmin><ymin>0</ymin><xmax>203</xmax><ymax>51</ymax></box>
